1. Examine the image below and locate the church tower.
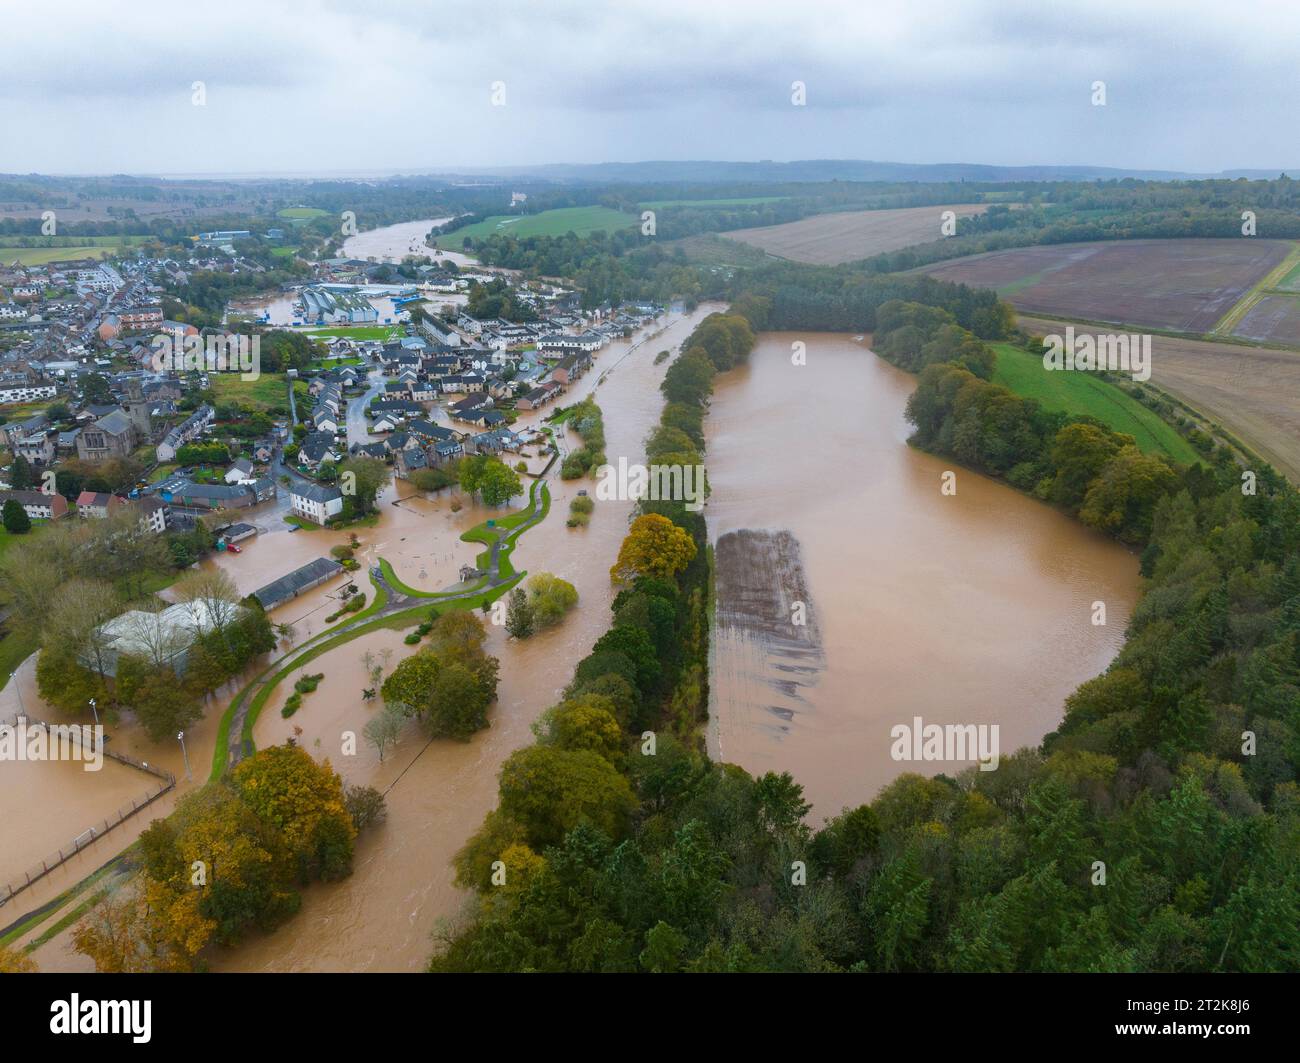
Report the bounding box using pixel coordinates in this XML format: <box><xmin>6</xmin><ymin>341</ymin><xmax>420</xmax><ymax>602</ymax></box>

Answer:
<box><xmin>124</xmin><ymin>377</ymin><xmax>152</xmax><ymax>444</ymax></box>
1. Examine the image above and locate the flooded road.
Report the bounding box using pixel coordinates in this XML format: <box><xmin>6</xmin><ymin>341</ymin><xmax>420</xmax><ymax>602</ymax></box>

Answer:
<box><xmin>199</xmin><ymin>303</ymin><xmax>720</xmax><ymax>971</ymax></box>
<box><xmin>705</xmin><ymin>333</ymin><xmax>1140</xmax><ymax>818</ymax></box>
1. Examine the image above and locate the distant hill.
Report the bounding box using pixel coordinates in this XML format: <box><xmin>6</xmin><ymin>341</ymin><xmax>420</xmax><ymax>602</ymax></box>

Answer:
<box><xmin>442</xmin><ymin>159</ymin><xmax>1297</xmax><ymax>185</ymax></box>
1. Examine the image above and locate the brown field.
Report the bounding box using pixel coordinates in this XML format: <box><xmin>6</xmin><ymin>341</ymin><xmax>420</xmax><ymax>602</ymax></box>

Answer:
<box><xmin>724</xmin><ymin>203</ymin><xmax>991</xmax><ymax>264</ymax></box>
<box><xmin>925</xmin><ymin>239</ymin><xmax>1293</xmax><ymax>334</ymax></box>
<box><xmin>1019</xmin><ymin>314</ymin><xmax>1300</xmax><ymax>482</ymax></box>
<box><xmin>1232</xmin><ymin>294</ymin><xmax>1300</xmax><ymax>346</ymax></box>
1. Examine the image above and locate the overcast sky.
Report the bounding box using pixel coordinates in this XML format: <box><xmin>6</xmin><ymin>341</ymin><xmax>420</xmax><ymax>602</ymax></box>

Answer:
<box><xmin>3</xmin><ymin>0</ymin><xmax>1296</xmax><ymax>176</ymax></box>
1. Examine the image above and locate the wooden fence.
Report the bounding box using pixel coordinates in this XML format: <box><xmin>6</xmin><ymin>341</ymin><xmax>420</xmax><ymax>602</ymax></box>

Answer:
<box><xmin>0</xmin><ymin>714</ymin><xmax>176</xmax><ymax>908</ymax></box>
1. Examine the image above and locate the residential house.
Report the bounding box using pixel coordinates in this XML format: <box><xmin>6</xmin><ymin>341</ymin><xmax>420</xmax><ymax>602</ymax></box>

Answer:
<box><xmin>76</xmin><ymin>491</ymin><xmax>122</xmax><ymax>519</ymax></box>
<box><xmin>130</xmin><ymin>495</ymin><xmax>169</xmax><ymax>534</ymax></box>
<box><xmin>298</xmin><ymin>431</ymin><xmax>341</xmax><ymax>469</ymax></box>
<box><xmin>290</xmin><ymin>481</ymin><xmax>344</xmax><ymax>525</ymax></box>
<box><xmin>225</xmin><ymin>457</ymin><xmax>256</xmax><ymax>483</ymax></box>
<box><xmin>156</xmin><ymin>404</ymin><xmax>213</xmax><ymax>462</ymax></box>
<box><xmin>14</xmin><ymin>432</ymin><xmax>55</xmax><ymax>465</ymax></box>
<box><xmin>551</xmin><ymin>350</ymin><xmax>592</xmax><ymax>385</ymax></box>
<box><xmin>0</xmin><ymin>489</ymin><xmax>69</xmax><ymax>521</ymax></box>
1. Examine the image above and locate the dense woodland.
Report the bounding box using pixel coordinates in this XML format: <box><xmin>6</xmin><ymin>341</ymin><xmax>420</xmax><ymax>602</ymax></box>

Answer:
<box><xmin>430</xmin><ymin>296</ymin><xmax>1300</xmax><ymax>972</ymax></box>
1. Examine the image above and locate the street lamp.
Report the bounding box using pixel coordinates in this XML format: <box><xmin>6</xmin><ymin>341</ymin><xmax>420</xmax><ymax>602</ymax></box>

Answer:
<box><xmin>177</xmin><ymin>730</ymin><xmax>192</xmax><ymax>781</ymax></box>
<box><xmin>88</xmin><ymin>697</ymin><xmax>99</xmax><ymax>727</ymax></box>
<box><xmin>10</xmin><ymin>671</ymin><xmax>24</xmax><ymax>718</ymax></box>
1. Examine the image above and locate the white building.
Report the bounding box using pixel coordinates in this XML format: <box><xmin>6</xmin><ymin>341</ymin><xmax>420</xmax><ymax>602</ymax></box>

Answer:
<box><xmin>290</xmin><ymin>481</ymin><xmax>344</xmax><ymax>525</ymax></box>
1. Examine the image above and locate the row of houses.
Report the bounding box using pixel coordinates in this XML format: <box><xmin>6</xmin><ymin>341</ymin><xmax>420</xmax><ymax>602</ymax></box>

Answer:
<box><xmin>0</xmin><ymin>488</ymin><xmax>169</xmax><ymax>532</ymax></box>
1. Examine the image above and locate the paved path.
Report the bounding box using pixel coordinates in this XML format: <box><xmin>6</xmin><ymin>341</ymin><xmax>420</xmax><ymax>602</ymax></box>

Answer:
<box><xmin>221</xmin><ymin>478</ymin><xmax>549</xmax><ymax>770</ymax></box>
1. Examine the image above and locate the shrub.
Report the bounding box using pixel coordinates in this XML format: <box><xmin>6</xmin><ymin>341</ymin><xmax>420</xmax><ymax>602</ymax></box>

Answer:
<box><xmin>294</xmin><ymin>672</ymin><xmax>325</xmax><ymax>694</ymax></box>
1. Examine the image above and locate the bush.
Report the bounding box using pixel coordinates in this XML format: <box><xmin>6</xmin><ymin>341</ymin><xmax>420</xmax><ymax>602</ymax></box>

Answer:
<box><xmin>281</xmin><ymin>692</ymin><xmax>303</xmax><ymax>717</ymax></box>
<box><xmin>294</xmin><ymin>672</ymin><xmax>325</xmax><ymax>694</ymax></box>
<box><xmin>404</xmin><ymin>632</ymin><xmax>421</xmax><ymax>645</ymax></box>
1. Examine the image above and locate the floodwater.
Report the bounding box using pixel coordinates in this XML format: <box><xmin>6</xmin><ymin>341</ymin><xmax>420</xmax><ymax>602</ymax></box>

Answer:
<box><xmin>13</xmin><ymin>304</ymin><xmax>717</xmax><ymax>970</ymax></box>
<box><xmin>342</xmin><ymin>217</ymin><xmax>477</xmax><ymax>268</ymax></box>
<box><xmin>705</xmin><ymin>333</ymin><xmax>1140</xmax><ymax>818</ymax></box>
<box><xmin>202</xmin><ymin>303</ymin><xmax>718</xmax><ymax>971</ymax></box>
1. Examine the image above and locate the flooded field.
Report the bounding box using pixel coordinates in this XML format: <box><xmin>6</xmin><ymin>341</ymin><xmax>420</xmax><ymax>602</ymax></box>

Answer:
<box><xmin>706</xmin><ymin>333</ymin><xmax>1141</xmax><ymax>818</ymax></box>
<box><xmin>342</xmin><ymin>217</ymin><xmax>477</xmax><ymax>268</ymax></box>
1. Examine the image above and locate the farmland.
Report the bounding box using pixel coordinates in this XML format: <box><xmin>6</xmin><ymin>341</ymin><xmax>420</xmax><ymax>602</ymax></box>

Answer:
<box><xmin>1020</xmin><ymin>314</ymin><xmax>1300</xmax><ymax>483</ymax></box>
<box><xmin>1233</xmin><ymin>294</ymin><xmax>1300</xmax><ymax>346</ymax></box>
<box><xmin>433</xmin><ymin>206</ymin><xmax>638</xmax><ymax>248</ymax></box>
<box><xmin>0</xmin><ymin>245</ymin><xmax>138</xmax><ymax>265</ymax></box>
<box><xmin>640</xmin><ymin>196</ymin><xmax>789</xmax><ymax>208</ymax></box>
<box><xmin>990</xmin><ymin>343</ymin><xmax>1201</xmax><ymax>464</ymax></box>
<box><xmin>722</xmin><ymin>203</ymin><xmax>990</xmax><ymax>264</ymax></box>
<box><xmin>921</xmin><ymin>239</ymin><xmax>1294</xmax><ymax>336</ymax></box>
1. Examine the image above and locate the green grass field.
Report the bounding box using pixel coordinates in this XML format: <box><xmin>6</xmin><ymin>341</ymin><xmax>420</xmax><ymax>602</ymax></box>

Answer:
<box><xmin>1276</xmin><ymin>257</ymin><xmax>1300</xmax><ymax>292</ymax></box>
<box><xmin>210</xmin><ymin>373</ymin><xmax>291</xmax><ymax>412</ymax></box>
<box><xmin>434</xmin><ymin>206</ymin><xmax>638</xmax><ymax>248</ymax></box>
<box><xmin>991</xmin><ymin>343</ymin><xmax>1201</xmax><ymax>465</ymax></box>
<box><xmin>277</xmin><ymin>207</ymin><xmax>329</xmax><ymax>220</ymax></box>
<box><xmin>639</xmin><ymin>196</ymin><xmax>789</xmax><ymax>209</ymax></box>
<box><xmin>269</xmin><ymin>245</ymin><xmax>300</xmax><ymax>258</ymax></box>
<box><xmin>1</xmin><ymin>246</ymin><xmax>115</xmax><ymax>265</ymax></box>
<box><xmin>302</xmin><ymin>325</ymin><xmax>401</xmax><ymax>341</ymax></box>
<box><xmin>0</xmin><ymin>235</ymin><xmax>149</xmax><ymax>248</ymax></box>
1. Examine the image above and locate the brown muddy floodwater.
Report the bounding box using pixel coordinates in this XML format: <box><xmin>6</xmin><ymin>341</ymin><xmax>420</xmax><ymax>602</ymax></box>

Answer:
<box><xmin>706</xmin><ymin>333</ymin><xmax>1140</xmax><ymax>820</ymax></box>
<box><xmin>199</xmin><ymin>303</ymin><xmax>721</xmax><ymax>971</ymax></box>
<box><xmin>14</xmin><ymin>304</ymin><xmax>717</xmax><ymax>971</ymax></box>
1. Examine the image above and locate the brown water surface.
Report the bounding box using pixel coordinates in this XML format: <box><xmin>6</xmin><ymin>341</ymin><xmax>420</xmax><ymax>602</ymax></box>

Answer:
<box><xmin>705</xmin><ymin>333</ymin><xmax>1140</xmax><ymax>818</ymax></box>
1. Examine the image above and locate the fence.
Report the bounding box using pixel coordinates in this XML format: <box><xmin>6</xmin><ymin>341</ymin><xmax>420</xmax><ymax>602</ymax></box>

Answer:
<box><xmin>0</xmin><ymin>714</ymin><xmax>176</xmax><ymax>908</ymax></box>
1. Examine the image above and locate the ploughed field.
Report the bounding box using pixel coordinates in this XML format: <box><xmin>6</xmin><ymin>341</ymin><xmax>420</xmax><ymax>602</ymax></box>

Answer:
<box><xmin>922</xmin><ymin>239</ymin><xmax>1294</xmax><ymax>335</ymax></box>
<box><xmin>1233</xmin><ymin>294</ymin><xmax>1300</xmax><ymax>346</ymax></box>
<box><xmin>1019</xmin><ymin>314</ymin><xmax>1300</xmax><ymax>484</ymax></box>
<box><xmin>723</xmin><ymin>203</ymin><xmax>990</xmax><ymax>264</ymax></box>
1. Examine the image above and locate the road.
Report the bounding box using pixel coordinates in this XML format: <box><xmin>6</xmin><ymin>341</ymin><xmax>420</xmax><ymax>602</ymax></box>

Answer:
<box><xmin>220</xmin><ymin>476</ymin><xmax>551</xmax><ymax>770</ymax></box>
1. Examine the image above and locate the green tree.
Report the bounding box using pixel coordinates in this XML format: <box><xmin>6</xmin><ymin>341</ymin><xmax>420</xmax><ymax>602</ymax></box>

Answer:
<box><xmin>2</xmin><ymin>499</ymin><xmax>31</xmax><ymax>534</ymax></box>
<box><xmin>497</xmin><ymin>745</ymin><xmax>637</xmax><ymax>848</ymax></box>
<box><xmin>505</xmin><ymin>587</ymin><xmax>535</xmax><ymax>639</ymax></box>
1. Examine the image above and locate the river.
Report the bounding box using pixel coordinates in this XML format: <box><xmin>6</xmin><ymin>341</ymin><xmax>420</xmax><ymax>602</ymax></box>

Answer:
<box><xmin>705</xmin><ymin>332</ymin><xmax>1140</xmax><ymax>819</ymax></box>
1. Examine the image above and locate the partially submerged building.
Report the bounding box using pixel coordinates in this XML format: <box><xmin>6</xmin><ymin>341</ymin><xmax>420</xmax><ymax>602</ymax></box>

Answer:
<box><xmin>251</xmin><ymin>556</ymin><xmax>344</xmax><ymax>610</ymax></box>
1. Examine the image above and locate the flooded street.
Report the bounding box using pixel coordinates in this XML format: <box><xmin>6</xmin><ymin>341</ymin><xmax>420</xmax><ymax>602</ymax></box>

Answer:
<box><xmin>208</xmin><ymin>303</ymin><xmax>718</xmax><ymax>971</ymax></box>
<box><xmin>705</xmin><ymin>333</ymin><xmax>1140</xmax><ymax>818</ymax></box>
